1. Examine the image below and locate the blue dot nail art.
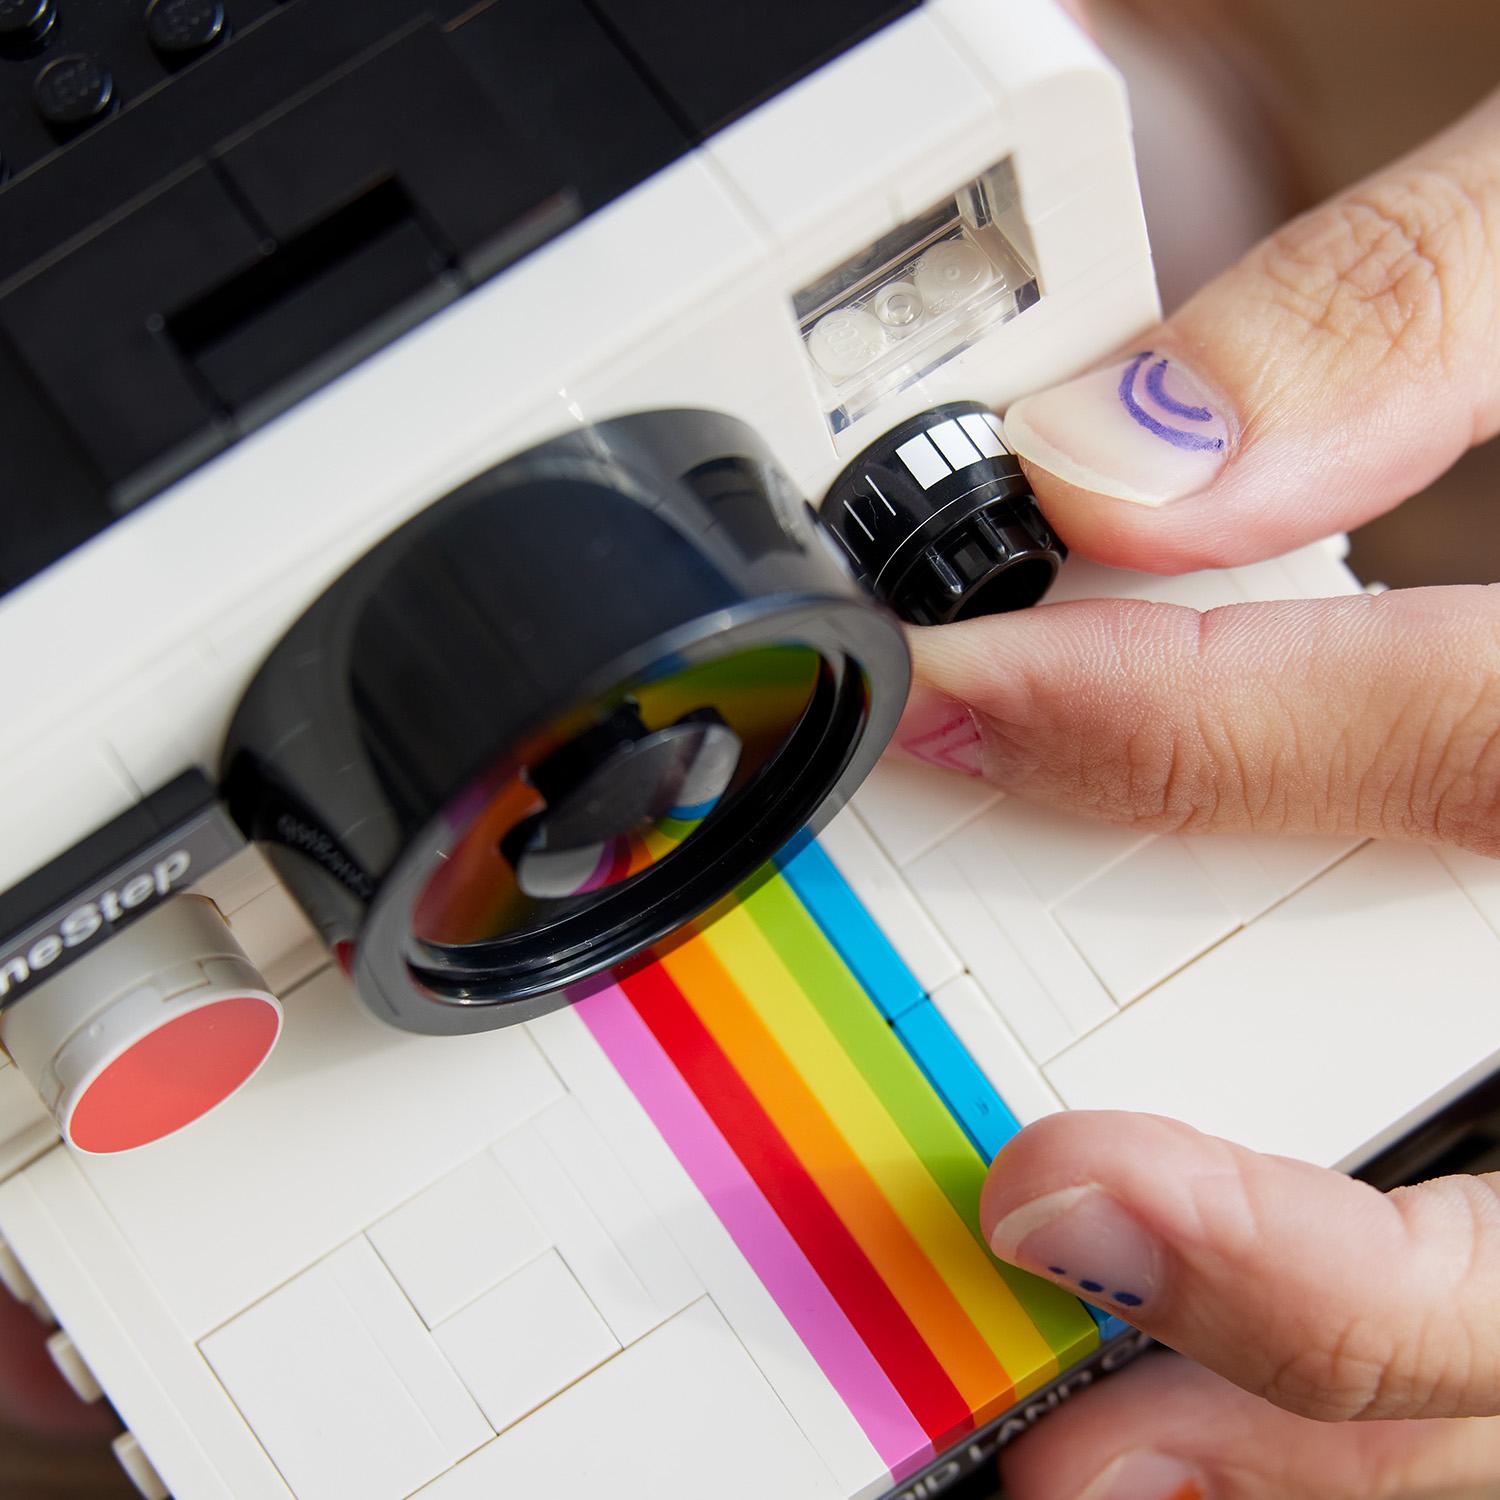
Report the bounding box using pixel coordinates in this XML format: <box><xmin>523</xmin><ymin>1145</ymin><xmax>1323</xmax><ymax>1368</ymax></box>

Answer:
<box><xmin>1079</xmin><ymin>1279</ymin><xmax>1104</xmax><ymax>1294</ymax></box>
<box><xmin>1047</xmin><ymin>1266</ymin><xmax>1067</xmax><ymax>1276</ymax></box>
<box><xmin>1113</xmin><ymin>1291</ymin><xmax>1143</xmax><ymax>1308</ymax></box>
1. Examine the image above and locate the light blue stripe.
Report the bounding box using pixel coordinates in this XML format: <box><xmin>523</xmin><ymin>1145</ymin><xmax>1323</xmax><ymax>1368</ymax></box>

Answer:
<box><xmin>892</xmin><ymin>1000</ymin><xmax>1021</xmax><ymax>1161</ymax></box>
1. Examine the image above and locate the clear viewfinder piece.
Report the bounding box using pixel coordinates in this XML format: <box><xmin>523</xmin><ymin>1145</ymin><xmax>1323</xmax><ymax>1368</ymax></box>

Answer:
<box><xmin>795</xmin><ymin>159</ymin><xmax>1040</xmax><ymax>433</ymax></box>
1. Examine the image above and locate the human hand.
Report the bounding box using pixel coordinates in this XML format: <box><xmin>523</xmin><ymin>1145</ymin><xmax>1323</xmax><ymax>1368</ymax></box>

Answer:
<box><xmin>892</xmin><ymin>75</ymin><xmax>1500</xmax><ymax>1500</ymax></box>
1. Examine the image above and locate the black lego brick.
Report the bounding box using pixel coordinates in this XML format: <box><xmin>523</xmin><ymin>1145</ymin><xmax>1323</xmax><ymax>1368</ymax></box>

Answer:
<box><xmin>214</xmin><ymin>21</ymin><xmax>572</xmax><ymax>284</ymax></box>
<box><xmin>585</xmin><ymin>0</ymin><xmax>921</xmax><ymax>141</ymax></box>
<box><xmin>445</xmin><ymin>0</ymin><xmax>690</xmax><ymax>216</ymax></box>
<box><xmin>0</xmin><ymin>163</ymin><xmax>267</xmax><ymax>507</ymax></box>
<box><xmin>0</xmin><ymin>328</ymin><xmax>110</xmax><ymax>591</ymax></box>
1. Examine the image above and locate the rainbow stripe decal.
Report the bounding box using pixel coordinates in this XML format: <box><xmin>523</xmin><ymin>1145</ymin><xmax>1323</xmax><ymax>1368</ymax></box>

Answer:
<box><xmin>577</xmin><ymin>832</ymin><xmax>1106</xmax><ymax>1483</ymax></box>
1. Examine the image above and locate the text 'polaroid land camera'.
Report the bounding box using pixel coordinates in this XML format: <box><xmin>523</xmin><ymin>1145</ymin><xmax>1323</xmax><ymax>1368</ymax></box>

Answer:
<box><xmin>0</xmin><ymin>0</ymin><xmax>1153</xmax><ymax>1157</ymax></box>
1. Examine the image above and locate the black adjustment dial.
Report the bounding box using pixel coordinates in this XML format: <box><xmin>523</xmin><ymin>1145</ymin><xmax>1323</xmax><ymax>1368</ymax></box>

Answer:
<box><xmin>819</xmin><ymin>402</ymin><xmax>1066</xmax><ymax>625</ymax></box>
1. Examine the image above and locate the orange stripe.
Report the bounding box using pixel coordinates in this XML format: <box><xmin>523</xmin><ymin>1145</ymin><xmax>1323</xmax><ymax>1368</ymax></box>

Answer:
<box><xmin>661</xmin><ymin>935</ymin><xmax>1016</xmax><ymax>1423</ymax></box>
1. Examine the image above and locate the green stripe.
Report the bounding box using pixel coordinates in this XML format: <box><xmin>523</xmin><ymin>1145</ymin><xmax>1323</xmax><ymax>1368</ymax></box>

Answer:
<box><xmin>742</xmin><ymin>872</ymin><xmax>1097</xmax><ymax>1365</ymax></box>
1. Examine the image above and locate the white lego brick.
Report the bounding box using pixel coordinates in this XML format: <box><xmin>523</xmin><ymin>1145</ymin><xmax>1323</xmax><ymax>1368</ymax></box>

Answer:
<box><xmin>493</xmin><ymin>1120</ymin><xmax>660</xmax><ymax>1347</ymax></box>
<box><xmin>707</xmin><ymin>12</ymin><xmax>998</xmax><ymax>283</ymax></box>
<box><xmin>533</xmin><ymin>1095</ymin><xmax>702</xmax><ymax>1323</ymax></box>
<box><xmin>100</xmin><ymin>644</ymin><xmax>226</xmax><ymax>797</ymax></box>
<box><xmin>0</xmin><ymin>1063</ymin><xmax>58</xmax><ymax>1180</ymax></box>
<box><xmin>0</xmin><ymin>741</ymin><xmax>137</xmax><ymax>894</ymax></box>
<box><xmin>525</xmin><ymin>1007</ymin><xmax>885</xmax><ymax>1500</ymax></box>
<box><xmin>433</xmin><ymin>1248</ymin><xmax>619</xmax><ymax>1433</ymax></box>
<box><xmin>368</xmin><ymin>1151</ymin><xmax>548</xmax><ymax>1329</ymax></box>
<box><xmin>224</xmin><ymin>883</ymin><xmax>328</xmax><ymax>995</ymax></box>
<box><xmin>0</xmin><ymin>1230</ymin><xmax>39</xmax><ymax>1306</ymax></box>
<box><xmin>905</xmin><ymin>846</ymin><xmax>1074</xmax><ymax>1062</ymax></box>
<box><xmin>1046</xmin><ymin>843</ymin><xmax>1500</xmax><ymax>1169</ymax></box>
<box><xmin>70</xmin><ymin>964</ymin><xmax>562</xmax><ymax>1336</ymax></box>
<box><xmin>1437</xmin><ymin>845</ymin><xmax>1500</xmax><ymax>940</ymax></box>
<box><xmin>421</xmin><ymin>1299</ymin><xmax>843</xmax><ymax>1500</ymax></box>
<box><xmin>917</xmin><ymin>816</ymin><xmax>1116</xmax><ymax>1047</ymax></box>
<box><xmin>966</xmin><ymin>795</ymin><xmax>1150</xmax><ymax>907</ymax></box>
<box><xmin>929</xmin><ymin>974</ymin><xmax>1063</xmax><ymax>1126</ymax></box>
<box><xmin>1022</xmin><ymin>157</ymin><xmax>1152</xmax><ymax>291</ymax></box>
<box><xmin>46</xmin><ymin>1327</ymin><xmax>103</xmax><ymax>1402</ymax></box>
<box><xmin>816</xmin><ymin>808</ymin><xmax>962</xmax><ymax>993</ymax></box>
<box><xmin>202</xmin><ymin>1238</ymin><xmax>488</xmax><ymax>1500</ymax></box>
<box><xmin>0</xmin><ymin>1155</ymin><xmax>292</xmax><ymax>1499</ymax></box>
<box><xmin>931</xmin><ymin>0</ymin><xmax>1132</xmax><ymax>216</ymax></box>
<box><xmin>113</xmin><ymin>1433</ymin><xmax>169</xmax><ymax>1500</ymax></box>
<box><xmin>851</xmin><ymin>757</ymin><xmax>1001</xmax><ymax>866</ymax></box>
<box><xmin>1183</xmin><ymin>831</ymin><xmax>1364</xmax><ymax>925</ymax></box>
<box><xmin>1052</xmin><ymin>835</ymin><xmax>1240</xmax><ymax>1004</ymax></box>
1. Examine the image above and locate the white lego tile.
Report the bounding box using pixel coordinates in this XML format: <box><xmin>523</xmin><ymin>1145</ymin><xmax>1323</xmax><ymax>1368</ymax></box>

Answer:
<box><xmin>1045</xmin><ymin>843</ymin><xmax>1500</xmax><ymax>1169</ymax></box>
<box><xmin>0</xmin><ymin>741</ymin><xmax>138</xmax><ymax>894</ymax></box>
<box><xmin>369</xmin><ymin>1151</ymin><xmax>548</xmax><ymax>1329</ymax></box>
<box><xmin>0</xmin><ymin>1155</ymin><xmax>292</xmax><ymax>1499</ymax></box>
<box><xmin>0</xmin><ymin>1064</ymin><xmax>58</xmax><ymax>1180</ymax></box>
<box><xmin>1022</xmin><ymin>158</ymin><xmax>1151</xmax><ymax>291</ymax></box>
<box><xmin>189</xmin><ymin>846</ymin><xmax>279</xmax><ymax>919</ymax></box>
<box><xmin>533</xmin><ymin>1096</ymin><xmax>701</xmax><ymax>1323</ymax></box>
<box><xmin>967</xmin><ymin>796</ymin><xmax>1150</xmax><ymax>906</ymax></box>
<box><xmin>421</xmin><ymin>1299</ymin><xmax>843</xmax><ymax>1500</ymax></box>
<box><xmin>816</xmin><ymin>808</ymin><xmax>963</xmax><ymax>994</ymax></box>
<box><xmin>433</xmin><ymin>1249</ymin><xmax>619</xmax><ymax>1433</ymax></box>
<box><xmin>851</xmin><ymin>757</ymin><xmax>1000</xmax><ymax>867</ymax></box>
<box><xmin>71</xmin><ymin>964</ymin><xmax>562</xmax><ymax>1336</ymax></box>
<box><xmin>492</xmin><ymin>1121</ymin><xmax>660</xmax><ymax>1346</ymax></box>
<box><xmin>224</xmin><ymin>884</ymin><xmax>328</xmax><ymax>995</ymax></box>
<box><xmin>1182</xmin><ymin>831</ymin><xmax>1364</xmax><ymax>925</ymax></box>
<box><xmin>1275</xmin><ymin>539</ymin><xmax>1364</xmax><ymax>598</ymax></box>
<box><xmin>919</xmin><ymin>816</ymin><xmax>1116</xmax><ymax>1045</ymax></box>
<box><xmin>525</xmin><ymin>1008</ymin><xmax>885</xmax><ymax>1500</ymax></box>
<box><xmin>929</xmin><ymin>974</ymin><xmax>1063</xmax><ymax>1126</ymax></box>
<box><xmin>707</xmin><ymin>12</ymin><xmax>997</xmax><ymax>283</ymax></box>
<box><xmin>1052</xmin><ymin>836</ymin><xmax>1239</xmax><ymax>1004</ymax></box>
<box><xmin>202</xmin><ymin>1239</ymin><xmax>487</xmax><ymax>1500</ymax></box>
<box><xmin>905</xmin><ymin>846</ymin><xmax>1075</xmax><ymax>1063</ymax></box>
<box><xmin>1437</xmin><ymin>845</ymin><xmax>1500</xmax><ymax>940</ymax></box>
<box><xmin>1225</xmin><ymin>556</ymin><xmax>1302</xmax><ymax>604</ymax></box>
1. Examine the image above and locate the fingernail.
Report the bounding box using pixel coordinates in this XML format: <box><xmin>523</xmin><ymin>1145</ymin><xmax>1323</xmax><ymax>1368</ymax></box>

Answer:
<box><xmin>988</xmin><ymin>1184</ymin><xmax>1163</xmax><ymax>1312</ymax></box>
<box><xmin>1077</xmin><ymin>1451</ymin><xmax>1208</xmax><ymax>1500</ymax></box>
<box><xmin>894</xmin><ymin>690</ymin><xmax>985</xmax><ymax>777</ymax></box>
<box><xmin>1004</xmin><ymin>351</ymin><xmax>1233</xmax><ymax>507</ymax></box>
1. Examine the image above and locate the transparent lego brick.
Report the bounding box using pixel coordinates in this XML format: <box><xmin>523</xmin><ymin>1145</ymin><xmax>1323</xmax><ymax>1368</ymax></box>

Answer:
<box><xmin>795</xmin><ymin>160</ymin><xmax>1040</xmax><ymax>433</ymax></box>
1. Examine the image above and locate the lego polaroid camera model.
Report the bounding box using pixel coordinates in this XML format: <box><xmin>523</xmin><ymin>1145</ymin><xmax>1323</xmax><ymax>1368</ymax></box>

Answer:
<box><xmin>0</xmin><ymin>0</ymin><xmax>1150</xmax><ymax>1156</ymax></box>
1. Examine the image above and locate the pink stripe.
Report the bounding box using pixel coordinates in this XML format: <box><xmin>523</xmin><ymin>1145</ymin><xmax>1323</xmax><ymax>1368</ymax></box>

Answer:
<box><xmin>578</xmin><ymin>983</ymin><xmax>929</xmax><ymax>1475</ymax></box>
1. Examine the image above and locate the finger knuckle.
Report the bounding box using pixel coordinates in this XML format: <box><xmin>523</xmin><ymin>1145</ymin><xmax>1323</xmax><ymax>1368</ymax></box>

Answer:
<box><xmin>1252</xmin><ymin>157</ymin><xmax>1500</xmax><ymax>376</ymax></box>
<box><xmin>1262</xmin><ymin>1319</ymin><xmax>1398</xmax><ymax>1422</ymax></box>
<box><xmin>1384</xmin><ymin>587</ymin><xmax>1500</xmax><ymax>853</ymax></box>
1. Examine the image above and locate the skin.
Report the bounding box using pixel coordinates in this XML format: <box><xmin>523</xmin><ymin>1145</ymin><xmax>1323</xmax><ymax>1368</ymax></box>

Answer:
<box><xmin>896</xmin><ymin>6</ymin><xmax>1500</xmax><ymax>1496</ymax></box>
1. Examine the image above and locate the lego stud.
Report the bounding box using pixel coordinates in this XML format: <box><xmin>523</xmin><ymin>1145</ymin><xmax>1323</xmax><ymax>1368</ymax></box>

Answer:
<box><xmin>818</xmin><ymin>401</ymin><xmax>1066</xmax><ymax>626</ymax></box>
<box><xmin>0</xmin><ymin>0</ymin><xmax>57</xmax><ymax>56</ymax></box>
<box><xmin>0</xmin><ymin>896</ymin><xmax>281</xmax><ymax>1154</ymax></box>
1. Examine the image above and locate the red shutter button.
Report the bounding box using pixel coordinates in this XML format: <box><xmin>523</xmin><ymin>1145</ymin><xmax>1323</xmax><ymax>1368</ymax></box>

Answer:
<box><xmin>0</xmin><ymin>896</ymin><xmax>282</xmax><ymax>1154</ymax></box>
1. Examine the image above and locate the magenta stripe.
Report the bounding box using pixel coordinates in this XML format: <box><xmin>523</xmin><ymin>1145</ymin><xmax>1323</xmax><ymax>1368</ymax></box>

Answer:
<box><xmin>577</xmin><ymin>983</ymin><xmax>929</xmax><ymax>1475</ymax></box>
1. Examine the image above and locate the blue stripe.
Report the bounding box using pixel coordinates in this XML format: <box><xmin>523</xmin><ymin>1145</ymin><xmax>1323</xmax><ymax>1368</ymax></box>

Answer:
<box><xmin>892</xmin><ymin>1001</ymin><xmax>1020</xmax><ymax>1161</ymax></box>
<box><xmin>774</xmin><ymin>832</ymin><xmax>925</xmax><ymax>1019</ymax></box>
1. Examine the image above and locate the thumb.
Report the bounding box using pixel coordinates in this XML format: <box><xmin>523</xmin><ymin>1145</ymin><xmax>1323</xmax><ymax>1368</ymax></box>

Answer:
<box><xmin>999</xmin><ymin>88</ymin><xmax>1500</xmax><ymax>573</ymax></box>
<box><xmin>981</xmin><ymin>1111</ymin><xmax>1500</xmax><ymax>1422</ymax></box>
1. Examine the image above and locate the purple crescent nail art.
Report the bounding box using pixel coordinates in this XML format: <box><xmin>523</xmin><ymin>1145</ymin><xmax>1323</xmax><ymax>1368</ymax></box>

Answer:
<box><xmin>1118</xmin><ymin>352</ymin><xmax>1226</xmax><ymax>453</ymax></box>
